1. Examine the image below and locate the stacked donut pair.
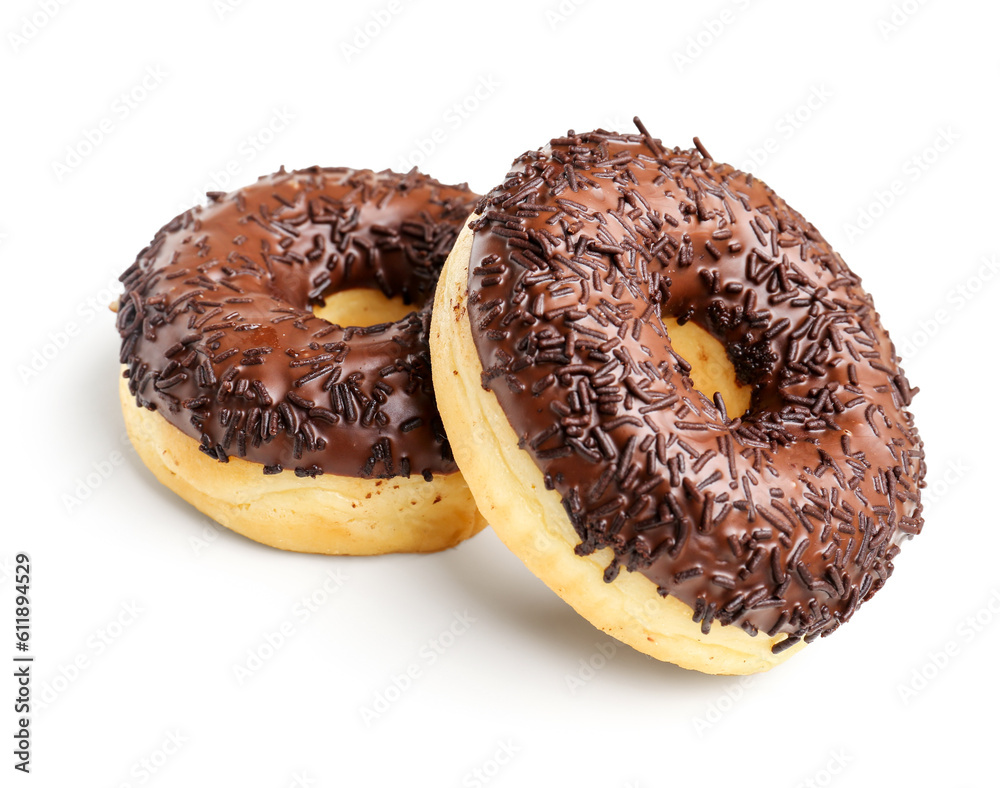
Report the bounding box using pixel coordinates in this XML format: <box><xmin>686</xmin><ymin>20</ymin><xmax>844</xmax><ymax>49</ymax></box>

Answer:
<box><xmin>117</xmin><ymin>121</ymin><xmax>926</xmax><ymax>673</ymax></box>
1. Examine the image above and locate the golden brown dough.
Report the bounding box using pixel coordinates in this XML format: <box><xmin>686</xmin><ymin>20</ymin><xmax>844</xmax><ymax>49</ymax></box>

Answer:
<box><xmin>431</xmin><ymin>223</ymin><xmax>802</xmax><ymax>674</ymax></box>
<box><xmin>120</xmin><ymin>371</ymin><xmax>486</xmax><ymax>555</ymax></box>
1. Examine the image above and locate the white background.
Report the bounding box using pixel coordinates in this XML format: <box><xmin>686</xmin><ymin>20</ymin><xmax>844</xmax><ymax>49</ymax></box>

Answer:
<box><xmin>3</xmin><ymin>0</ymin><xmax>997</xmax><ymax>785</ymax></box>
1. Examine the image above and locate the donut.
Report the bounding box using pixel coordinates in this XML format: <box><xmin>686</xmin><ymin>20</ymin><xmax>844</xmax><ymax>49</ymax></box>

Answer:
<box><xmin>431</xmin><ymin>123</ymin><xmax>926</xmax><ymax>673</ymax></box>
<box><xmin>118</xmin><ymin>166</ymin><xmax>487</xmax><ymax>555</ymax></box>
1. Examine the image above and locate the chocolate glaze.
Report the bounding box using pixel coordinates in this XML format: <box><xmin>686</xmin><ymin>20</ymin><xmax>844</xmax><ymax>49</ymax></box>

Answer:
<box><xmin>467</xmin><ymin>127</ymin><xmax>925</xmax><ymax>646</ymax></box>
<box><xmin>118</xmin><ymin>167</ymin><xmax>479</xmax><ymax>480</ymax></box>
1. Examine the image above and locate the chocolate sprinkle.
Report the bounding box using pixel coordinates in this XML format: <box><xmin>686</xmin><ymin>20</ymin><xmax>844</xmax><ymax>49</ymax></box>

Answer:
<box><xmin>118</xmin><ymin>167</ymin><xmax>479</xmax><ymax>479</ymax></box>
<box><xmin>466</xmin><ymin>125</ymin><xmax>925</xmax><ymax>643</ymax></box>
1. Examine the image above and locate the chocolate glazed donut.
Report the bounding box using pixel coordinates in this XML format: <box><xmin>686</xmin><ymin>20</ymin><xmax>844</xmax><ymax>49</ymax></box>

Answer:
<box><xmin>117</xmin><ymin>166</ymin><xmax>487</xmax><ymax>555</ymax></box>
<box><xmin>119</xmin><ymin>167</ymin><xmax>476</xmax><ymax>478</ymax></box>
<box><xmin>462</xmin><ymin>127</ymin><xmax>925</xmax><ymax>652</ymax></box>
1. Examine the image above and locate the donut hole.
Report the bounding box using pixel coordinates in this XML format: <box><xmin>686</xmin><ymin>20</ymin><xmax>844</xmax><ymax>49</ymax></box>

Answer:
<box><xmin>311</xmin><ymin>288</ymin><xmax>417</xmax><ymax>327</ymax></box>
<box><xmin>662</xmin><ymin>317</ymin><xmax>752</xmax><ymax>418</ymax></box>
